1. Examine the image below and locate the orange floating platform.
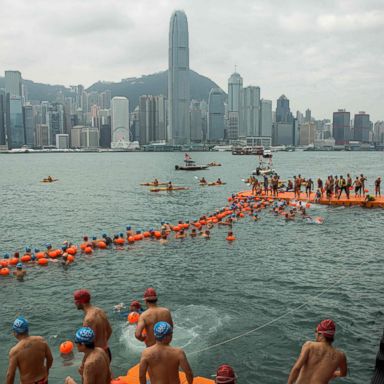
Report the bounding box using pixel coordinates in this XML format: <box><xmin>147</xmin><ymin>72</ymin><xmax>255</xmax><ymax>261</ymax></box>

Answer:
<box><xmin>237</xmin><ymin>190</ymin><xmax>384</xmax><ymax>208</ymax></box>
<box><xmin>111</xmin><ymin>363</ymin><xmax>214</xmax><ymax>384</ymax></box>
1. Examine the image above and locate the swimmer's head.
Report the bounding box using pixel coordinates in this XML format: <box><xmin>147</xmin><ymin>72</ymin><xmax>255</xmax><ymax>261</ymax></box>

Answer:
<box><xmin>12</xmin><ymin>316</ymin><xmax>29</xmax><ymax>336</ymax></box>
<box><xmin>102</xmin><ymin>233</ymin><xmax>107</xmax><ymax>238</ymax></box>
<box><xmin>14</xmin><ymin>252</ymin><xmax>19</xmax><ymax>258</ymax></box>
<box><xmin>215</xmin><ymin>364</ymin><xmax>236</xmax><ymax>384</ymax></box>
<box><xmin>83</xmin><ymin>236</ymin><xmax>88</xmax><ymax>241</ymax></box>
<box><xmin>4</xmin><ymin>253</ymin><xmax>9</xmax><ymax>259</ymax></box>
<box><xmin>75</xmin><ymin>327</ymin><xmax>95</xmax><ymax>349</ymax></box>
<box><xmin>45</xmin><ymin>243</ymin><xmax>52</xmax><ymax>249</ymax></box>
<box><xmin>92</xmin><ymin>236</ymin><xmax>96</xmax><ymax>240</ymax></box>
<box><xmin>16</xmin><ymin>263</ymin><xmax>23</xmax><ymax>269</ymax></box>
<box><xmin>34</xmin><ymin>248</ymin><xmax>40</xmax><ymax>253</ymax></box>
<box><xmin>62</xmin><ymin>246</ymin><xmax>67</xmax><ymax>251</ymax></box>
<box><xmin>144</xmin><ymin>287</ymin><xmax>157</xmax><ymax>303</ymax></box>
<box><xmin>316</xmin><ymin>319</ymin><xmax>336</xmax><ymax>343</ymax></box>
<box><xmin>126</xmin><ymin>226</ymin><xmax>131</xmax><ymax>230</ymax></box>
<box><xmin>130</xmin><ymin>300</ymin><xmax>141</xmax><ymax>311</ymax></box>
<box><xmin>153</xmin><ymin>321</ymin><xmax>173</xmax><ymax>342</ymax></box>
<box><xmin>25</xmin><ymin>247</ymin><xmax>31</xmax><ymax>252</ymax></box>
<box><xmin>74</xmin><ymin>289</ymin><xmax>91</xmax><ymax>309</ymax></box>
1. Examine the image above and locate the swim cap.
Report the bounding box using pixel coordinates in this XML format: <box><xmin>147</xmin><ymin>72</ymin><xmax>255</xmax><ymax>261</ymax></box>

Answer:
<box><xmin>102</xmin><ymin>233</ymin><xmax>107</xmax><ymax>238</ymax></box>
<box><xmin>126</xmin><ymin>226</ymin><xmax>131</xmax><ymax>230</ymax></box>
<box><xmin>14</xmin><ymin>252</ymin><xmax>19</xmax><ymax>257</ymax></box>
<box><xmin>62</xmin><ymin>246</ymin><xmax>67</xmax><ymax>251</ymax></box>
<box><xmin>317</xmin><ymin>319</ymin><xmax>336</xmax><ymax>339</ymax></box>
<box><xmin>75</xmin><ymin>327</ymin><xmax>95</xmax><ymax>344</ymax></box>
<box><xmin>74</xmin><ymin>289</ymin><xmax>91</xmax><ymax>304</ymax></box>
<box><xmin>130</xmin><ymin>300</ymin><xmax>141</xmax><ymax>309</ymax></box>
<box><xmin>25</xmin><ymin>247</ymin><xmax>31</xmax><ymax>252</ymax></box>
<box><xmin>34</xmin><ymin>248</ymin><xmax>40</xmax><ymax>253</ymax></box>
<box><xmin>144</xmin><ymin>287</ymin><xmax>157</xmax><ymax>301</ymax></box>
<box><xmin>13</xmin><ymin>316</ymin><xmax>29</xmax><ymax>334</ymax></box>
<box><xmin>153</xmin><ymin>321</ymin><xmax>173</xmax><ymax>340</ymax></box>
<box><xmin>149</xmin><ymin>228</ymin><xmax>154</xmax><ymax>232</ymax></box>
<box><xmin>45</xmin><ymin>243</ymin><xmax>51</xmax><ymax>248</ymax></box>
<box><xmin>160</xmin><ymin>221</ymin><xmax>165</xmax><ymax>225</ymax></box>
<box><xmin>16</xmin><ymin>263</ymin><xmax>23</xmax><ymax>269</ymax></box>
<box><xmin>215</xmin><ymin>364</ymin><xmax>236</xmax><ymax>383</ymax></box>
<box><xmin>31</xmin><ymin>255</ymin><xmax>36</xmax><ymax>261</ymax></box>
<box><xmin>92</xmin><ymin>236</ymin><xmax>96</xmax><ymax>240</ymax></box>
<box><xmin>4</xmin><ymin>253</ymin><xmax>9</xmax><ymax>259</ymax></box>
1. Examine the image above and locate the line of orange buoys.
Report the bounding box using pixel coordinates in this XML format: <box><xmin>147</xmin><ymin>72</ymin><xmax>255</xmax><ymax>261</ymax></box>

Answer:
<box><xmin>0</xmin><ymin>192</ymin><xmax>283</xmax><ymax>278</ymax></box>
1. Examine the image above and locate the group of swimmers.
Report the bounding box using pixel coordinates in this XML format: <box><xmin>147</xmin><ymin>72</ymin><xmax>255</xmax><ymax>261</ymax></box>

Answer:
<box><xmin>5</xmin><ymin>287</ymin><xmax>348</xmax><ymax>384</ymax></box>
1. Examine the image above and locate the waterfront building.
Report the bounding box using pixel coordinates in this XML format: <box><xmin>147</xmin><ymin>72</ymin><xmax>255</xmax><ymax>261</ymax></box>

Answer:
<box><xmin>227</xmin><ymin>72</ymin><xmax>243</xmax><ymax>139</ymax></box>
<box><xmin>111</xmin><ymin>96</ymin><xmax>130</xmax><ymax>148</ymax></box>
<box><xmin>56</xmin><ymin>134</ymin><xmax>69</xmax><ymax>149</ymax></box>
<box><xmin>70</xmin><ymin>125</ymin><xmax>83</xmax><ymax>148</ymax></box>
<box><xmin>168</xmin><ymin>10</ymin><xmax>190</xmax><ymax>145</ymax></box>
<box><xmin>207</xmin><ymin>88</ymin><xmax>225</xmax><ymax>142</ymax></box>
<box><xmin>200</xmin><ymin>100</ymin><xmax>208</xmax><ymax>142</ymax></box>
<box><xmin>353</xmin><ymin>112</ymin><xmax>370</xmax><ymax>143</ymax></box>
<box><xmin>276</xmin><ymin>95</ymin><xmax>293</xmax><ymax>123</ymax></box>
<box><xmin>332</xmin><ymin>109</ymin><xmax>350</xmax><ymax>145</ymax></box>
<box><xmin>7</xmin><ymin>96</ymin><xmax>24</xmax><ymax>149</ymax></box>
<box><xmin>373</xmin><ymin>121</ymin><xmax>384</xmax><ymax>144</ymax></box>
<box><xmin>272</xmin><ymin>122</ymin><xmax>296</xmax><ymax>146</ymax></box>
<box><xmin>47</xmin><ymin>103</ymin><xmax>65</xmax><ymax>146</ymax></box>
<box><xmin>80</xmin><ymin>127</ymin><xmax>99</xmax><ymax>148</ymax></box>
<box><xmin>0</xmin><ymin>89</ymin><xmax>5</xmax><ymax>145</ymax></box>
<box><xmin>242</xmin><ymin>86</ymin><xmax>260</xmax><ymax>138</ymax></box>
<box><xmin>23</xmin><ymin>104</ymin><xmax>34</xmax><ymax>147</ymax></box>
<box><xmin>35</xmin><ymin>124</ymin><xmax>49</xmax><ymax>147</ymax></box>
<box><xmin>299</xmin><ymin>121</ymin><xmax>316</xmax><ymax>145</ymax></box>
<box><xmin>5</xmin><ymin>70</ymin><xmax>22</xmax><ymax>98</ymax></box>
<box><xmin>305</xmin><ymin>108</ymin><xmax>311</xmax><ymax>122</ymax></box>
<box><xmin>190</xmin><ymin>100</ymin><xmax>203</xmax><ymax>142</ymax></box>
<box><xmin>259</xmin><ymin>99</ymin><xmax>272</xmax><ymax>137</ymax></box>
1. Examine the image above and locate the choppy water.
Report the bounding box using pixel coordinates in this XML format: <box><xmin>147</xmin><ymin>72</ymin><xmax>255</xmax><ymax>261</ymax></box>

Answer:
<box><xmin>0</xmin><ymin>151</ymin><xmax>383</xmax><ymax>383</ymax></box>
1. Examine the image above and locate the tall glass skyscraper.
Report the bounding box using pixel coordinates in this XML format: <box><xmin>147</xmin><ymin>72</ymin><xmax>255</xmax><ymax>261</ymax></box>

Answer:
<box><xmin>111</xmin><ymin>96</ymin><xmax>130</xmax><ymax>148</ymax></box>
<box><xmin>168</xmin><ymin>10</ymin><xmax>190</xmax><ymax>145</ymax></box>
<box><xmin>227</xmin><ymin>72</ymin><xmax>243</xmax><ymax>139</ymax></box>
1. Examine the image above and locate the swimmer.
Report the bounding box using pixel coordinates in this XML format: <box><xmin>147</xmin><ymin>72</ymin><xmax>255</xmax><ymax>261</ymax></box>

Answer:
<box><xmin>6</xmin><ymin>316</ymin><xmax>53</xmax><ymax>384</ymax></box>
<box><xmin>287</xmin><ymin>319</ymin><xmax>347</xmax><ymax>384</ymax></box>
<box><xmin>13</xmin><ymin>263</ymin><xmax>26</xmax><ymax>281</ymax></box>
<box><xmin>74</xmin><ymin>290</ymin><xmax>112</xmax><ymax>362</ymax></box>
<box><xmin>44</xmin><ymin>244</ymin><xmax>51</xmax><ymax>257</ymax></box>
<box><xmin>253</xmin><ymin>214</ymin><xmax>260</xmax><ymax>221</ymax></box>
<box><xmin>215</xmin><ymin>364</ymin><xmax>237</xmax><ymax>384</ymax></box>
<box><xmin>130</xmin><ymin>300</ymin><xmax>144</xmax><ymax>314</ymax></box>
<box><xmin>135</xmin><ymin>288</ymin><xmax>173</xmax><ymax>347</ymax></box>
<box><xmin>126</xmin><ymin>226</ymin><xmax>134</xmax><ymax>237</ymax></box>
<box><xmin>201</xmin><ymin>230</ymin><xmax>210</xmax><ymax>238</ymax></box>
<box><xmin>159</xmin><ymin>233</ymin><xmax>168</xmax><ymax>245</ymax></box>
<box><xmin>175</xmin><ymin>230</ymin><xmax>187</xmax><ymax>239</ymax></box>
<box><xmin>139</xmin><ymin>322</ymin><xmax>193</xmax><ymax>384</ymax></box>
<box><xmin>47</xmin><ymin>175</ymin><xmax>53</xmax><ymax>182</ymax></box>
<box><xmin>102</xmin><ymin>234</ymin><xmax>112</xmax><ymax>246</ymax></box>
<box><xmin>64</xmin><ymin>327</ymin><xmax>111</xmax><ymax>384</ymax></box>
<box><xmin>190</xmin><ymin>228</ymin><xmax>197</xmax><ymax>238</ymax></box>
<box><xmin>375</xmin><ymin>177</ymin><xmax>381</xmax><ymax>197</ymax></box>
<box><xmin>285</xmin><ymin>213</ymin><xmax>294</xmax><ymax>221</ymax></box>
<box><xmin>207</xmin><ymin>221</ymin><xmax>214</xmax><ymax>229</ymax></box>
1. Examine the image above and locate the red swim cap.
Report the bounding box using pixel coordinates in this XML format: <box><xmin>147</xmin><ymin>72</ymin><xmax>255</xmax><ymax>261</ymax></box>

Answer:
<box><xmin>144</xmin><ymin>287</ymin><xmax>157</xmax><ymax>300</ymax></box>
<box><xmin>317</xmin><ymin>319</ymin><xmax>336</xmax><ymax>339</ymax></box>
<box><xmin>74</xmin><ymin>289</ymin><xmax>91</xmax><ymax>304</ymax></box>
<box><xmin>130</xmin><ymin>300</ymin><xmax>141</xmax><ymax>309</ymax></box>
<box><xmin>216</xmin><ymin>364</ymin><xmax>236</xmax><ymax>383</ymax></box>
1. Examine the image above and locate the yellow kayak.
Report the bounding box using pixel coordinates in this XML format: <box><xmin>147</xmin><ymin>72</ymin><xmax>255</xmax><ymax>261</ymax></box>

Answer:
<box><xmin>111</xmin><ymin>364</ymin><xmax>214</xmax><ymax>384</ymax></box>
<box><xmin>41</xmin><ymin>179</ymin><xmax>58</xmax><ymax>183</ymax></box>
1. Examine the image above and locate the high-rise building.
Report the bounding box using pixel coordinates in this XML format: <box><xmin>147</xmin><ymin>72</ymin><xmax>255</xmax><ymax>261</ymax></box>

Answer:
<box><xmin>7</xmin><ymin>96</ymin><xmax>24</xmax><ymax>149</ymax></box>
<box><xmin>111</xmin><ymin>96</ymin><xmax>130</xmax><ymax>148</ymax></box>
<box><xmin>305</xmin><ymin>108</ymin><xmax>311</xmax><ymax>122</ymax></box>
<box><xmin>80</xmin><ymin>127</ymin><xmax>99</xmax><ymax>148</ymax></box>
<box><xmin>190</xmin><ymin>100</ymin><xmax>203</xmax><ymax>142</ymax></box>
<box><xmin>5</xmin><ymin>71</ymin><xmax>22</xmax><ymax>97</ymax></box>
<box><xmin>353</xmin><ymin>112</ymin><xmax>370</xmax><ymax>143</ymax></box>
<box><xmin>168</xmin><ymin>10</ymin><xmax>190</xmax><ymax>145</ymax></box>
<box><xmin>0</xmin><ymin>89</ymin><xmax>5</xmax><ymax>145</ymax></box>
<box><xmin>70</xmin><ymin>126</ymin><xmax>83</xmax><ymax>148</ymax></box>
<box><xmin>242</xmin><ymin>86</ymin><xmax>260</xmax><ymax>137</ymax></box>
<box><xmin>99</xmin><ymin>90</ymin><xmax>112</xmax><ymax>109</ymax></box>
<box><xmin>276</xmin><ymin>95</ymin><xmax>293</xmax><ymax>123</ymax></box>
<box><xmin>56</xmin><ymin>134</ymin><xmax>69</xmax><ymax>149</ymax></box>
<box><xmin>200</xmin><ymin>100</ymin><xmax>208</xmax><ymax>142</ymax></box>
<box><xmin>299</xmin><ymin>122</ymin><xmax>316</xmax><ymax>145</ymax></box>
<box><xmin>227</xmin><ymin>72</ymin><xmax>243</xmax><ymax>139</ymax></box>
<box><xmin>47</xmin><ymin>103</ymin><xmax>65</xmax><ymax>146</ymax></box>
<box><xmin>374</xmin><ymin>121</ymin><xmax>384</xmax><ymax>144</ymax></box>
<box><xmin>259</xmin><ymin>99</ymin><xmax>272</xmax><ymax>137</ymax></box>
<box><xmin>207</xmin><ymin>88</ymin><xmax>225</xmax><ymax>141</ymax></box>
<box><xmin>23</xmin><ymin>104</ymin><xmax>34</xmax><ymax>147</ymax></box>
<box><xmin>332</xmin><ymin>109</ymin><xmax>350</xmax><ymax>145</ymax></box>
<box><xmin>35</xmin><ymin>124</ymin><xmax>49</xmax><ymax>147</ymax></box>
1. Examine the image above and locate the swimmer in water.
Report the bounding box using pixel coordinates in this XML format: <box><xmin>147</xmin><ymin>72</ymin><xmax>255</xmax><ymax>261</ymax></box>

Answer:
<box><xmin>130</xmin><ymin>300</ymin><xmax>144</xmax><ymax>314</ymax></box>
<box><xmin>215</xmin><ymin>364</ymin><xmax>237</xmax><ymax>384</ymax></box>
<box><xmin>288</xmin><ymin>319</ymin><xmax>347</xmax><ymax>384</ymax></box>
<box><xmin>159</xmin><ymin>234</ymin><xmax>168</xmax><ymax>245</ymax></box>
<box><xmin>139</xmin><ymin>321</ymin><xmax>193</xmax><ymax>384</ymax></box>
<box><xmin>201</xmin><ymin>230</ymin><xmax>210</xmax><ymax>238</ymax></box>
<box><xmin>13</xmin><ymin>263</ymin><xmax>26</xmax><ymax>281</ymax></box>
<box><xmin>6</xmin><ymin>316</ymin><xmax>53</xmax><ymax>384</ymax></box>
<box><xmin>102</xmin><ymin>233</ymin><xmax>112</xmax><ymax>246</ymax></box>
<box><xmin>190</xmin><ymin>228</ymin><xmax>197</xmax><ymax>238</ymax></box>
<box><xmin>216</xmin><ymin>178</ymin><xmax>222</xmax><ymax>184</ymax></box>
<box><xmin>126</xmin><ymin>226</ymin><xmax>134</xmax><ymax>237</ymax></box>
<box><xmin>175</xmin><ymin>229</ymin><xmax>187</xmax><ymax>239</ymax></box>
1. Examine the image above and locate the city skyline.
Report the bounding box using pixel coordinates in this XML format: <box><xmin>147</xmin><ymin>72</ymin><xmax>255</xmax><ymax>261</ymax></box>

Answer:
<box><xmin>0</xmin><ymin>0</ymin><xmax>383</xmax><ymax>121</ymax></box>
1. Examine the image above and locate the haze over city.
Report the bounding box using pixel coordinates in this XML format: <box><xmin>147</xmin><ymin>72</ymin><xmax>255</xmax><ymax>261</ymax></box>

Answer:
<box><xmin>1</xmin><ymin>0</ymin><xmax>383</xmax><ymax>120</ymax></box>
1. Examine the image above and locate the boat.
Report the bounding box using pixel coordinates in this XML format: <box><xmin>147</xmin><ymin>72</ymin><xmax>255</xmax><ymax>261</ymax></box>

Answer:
<box><xmin>262</xmin><ymin>149</ymin><xmax>272</xmax><ymax>158</ymax></box>
<box><xmin>207</xmin><ymin>182</ymin><xmax>226</xmax><ymax>186</ymax></box>
<box><xmin>207</xmin><ymin>162</ymin><xmax>222</xmax><ymax>166</ymax></box>
<box><xmin>232</xmin><ymin>146</ymin><xmax>264</xmax><ymax>155</ymax></box>
<box><xmin>150</xmin><ymin>187</ymin><xmax>189</xmax><ymax>192</ymax></box>
<box><xmin>175</xmin><ymin>155</ymin><xmax>209</xmax><ymax>171</ymax></box>
<box><xmin>111</xmin><ymin>363</ymin><xmax>213</xmax><ymax>384</ymax></box>
<box><xmin>140</xmin><ymin>182</ymin><xmax>168</xmax><ymax>186</ymax></box>
<box><xmin>41</xmin><ymin>178</ymin><xmax>58</xmax><ymax>183</ymax></box>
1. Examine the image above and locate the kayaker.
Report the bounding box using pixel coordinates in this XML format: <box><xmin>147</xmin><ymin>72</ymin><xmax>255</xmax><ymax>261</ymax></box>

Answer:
<box><xmin>167</xmin><ymin>181</ymin><xmax>173</xmax><ymax>190</ymax></box>
<box><xmin>139</xmin><ymin>322</ymin><xmax>193</xmax><ymax>384</ymax></box>
<box><xmin>200</xmin><ymin>177</ymin><xmax>207</xmax><ymax>184</ymax></box>
<box><xmin>13</xmin><ymin>263</ymin><xmax>26</xmax><ymax>281</ymax></box>
<box><xmin>73</xmin><ymin>290</ymin><xmax>113</xmax><ymax>362</ymax></box>
<box><xmin>135</xmin><ymin>288</ymin><xmax>173</xmax><ymax>347</ymax></box>
<box><xmin>287</xmin><ymin>319</ymin><xmax>347</xmax><ymax>384</ymax></box>
<box><xmin>47</xmin><ymin>176</ymin><xmax>53</xmax><ymax>182</ymax></box>
<box><xmin>216</xmin><ymin>178</ymin><xmax>222</xmax><ymax>184</ymax></box>
<box><xmin>153</xmin><ymin>178</ymin><xmax>159</xmax><ymax>186</ymax></box>
<box><xmin>6</xmin><ymin>317</ymin><xmax>53</xmax><ymax>384</ymax></box>
<box><xmin>64</xmin><ymin>327</ymin><xmax>111</xmax><ymax>384</ymax></box>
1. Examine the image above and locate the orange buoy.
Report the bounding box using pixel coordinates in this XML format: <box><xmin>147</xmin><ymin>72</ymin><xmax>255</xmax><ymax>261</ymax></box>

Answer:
<box><xmin>38</xmin><ymin>258</ymin><xmax>49</xmax><ymax>266</ymax></box>
<box><xmin>98</xmin><ymin>241</ymin><xmax>107</xmax><ymax>249</ymax></box>
<box><xmin>127</xmin><ymin>311</ymin><xmax>140</xmax><ymax>324</ymax></box>
<box><xmin>226</xmin><ymin>236</ymin><xmax>236</xmax><ymax>241</ymax></box>
<box><xmin>128</xmin><ymin>236</ymin><xmax>135</xmax><ymax>244</ymax></box>
<box><xmin>67</xmin><ymin>247</ymin><xmax>77</xmax><ymax>255</ymax></box>
<box><xmin>9</xmin><ymin>258</ymin><xmax>19</xmax><ymax>265</ymax></box>
<box><xmin>212</xmin><ymin>218</ymin><xmax>218</xmax><ymax>223</ymax></box>
<box><xmin>200</xmin><ymin>220</ymin><xmax>207</xmax><ymax>225</ymax></box>
<box><xmin>80</xmin><ymin>243</ymin><xmax>88</xmax><ymax>250</ymax></box>
<box><xmin>306</xmin><ymin>203</ymin><xmax>311</xmax><ymax>208</ymax></box>
<box><xmin>36</xmin><ymin>252</ymin><xmax>45</xmax><ymax>259</ymax></box>
<box><xmin>154</xmin><ymin>231</ymin><xmax>161</xmax><ymax>239</ymax></box>
<box><xmin>143</xmin><ymin>231</ymin><xmax>150</xmax><ymax>238</ymax></box>
<box><xmin>0</xmin><ymin>268</ymin><xmax>10</xmax><ymax>276</ymax></box>
<box><xmin>0</xmin><ymin>260</ymin><xmax>8</xmax><ymax>267</ymax></box>
<box><xmin>67</xmin><ymin>255</ymin><xmax>75</xmax><ymax>263</ymax></box>
<box><xmin>114</xmin><ymin>238</ymin><xmax>125</xmax><ymax>245</ymax></box>
<box><xmin>59</xmin><ymin>341</ymin><xmax>74</xmax><ymax>355</ymax></box>
<box><xmin>21</xmin><ymin>255</ymin><xmax>31</xmax><ymax>263</ymax></box>
<box><xmin>84</xmin><ymin>246</ymin><xmax>93</xmax><ymax>254</ymax></box>
<box><xmin>48</xmin><ymin>251</ymin><xmax>58</xmax><ymax>258</ymax></box>
<box><xmin>172</xmin><ymin>225</ymin><xmax>181</xmax><ymax>232</ymax></box>
<box><xmin>133</xmin><ymin>234</ymin><xmax>143</xmax><ymax>241</ymax></box>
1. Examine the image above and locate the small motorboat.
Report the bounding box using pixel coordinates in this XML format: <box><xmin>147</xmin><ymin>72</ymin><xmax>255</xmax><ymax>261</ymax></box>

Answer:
<box><xmin>175</xmin><ymin>160</ymin><xmax>209</xmax><ymax>171</ymax></box>
<box><xmin>262</xmin><ymin>149</ymin><xmax>272</xmax><ymax>159</ymax></box>
<box><xmin>208</xmin><ymin>161</ymin><xmax>222</xmax><ymax>167</ymax></box>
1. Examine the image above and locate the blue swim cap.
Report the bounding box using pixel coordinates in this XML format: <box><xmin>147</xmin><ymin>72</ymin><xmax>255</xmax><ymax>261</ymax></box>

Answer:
<box><xmin>75</xmin><ymin>327</ymin><xmax>95</xmax><ymax>344</ymax></box>
<box><xmin>34</xmin><ymin>248</ymin><xmax>40</xmax><ymax>253</ymax></box>
<box><xmin>154</xmin><ymin>321</ymin><xmax>173</xmax><ymax>340</ymax></box>
<box><xmin>31</xmin><ymin>255</ymin><xmax>36</xmax><ymax>261</ymax></box>
<box><xmin>92</xmin><ymin>236</ymin><xmax>96</xmax><ymax>240</ymax></box>
<box><xmin>160</xmin><ymin>221</ymin><xmax>165</xmax><ymax>225</ymax></box>
<box><xmin>13</xmin><ymin>317</ymin><xmax>29</xmax><ymax>334</ymax></box>
<box><xmin>45</xmin><ymin>243</ymin><xmax>51</xmax><ymax>248</ymax></box>
<box><xmin>126</xmin><ymin>226</ymin><xmax>131</xmax><ymax>230</ymax></box>
<box><xmin>62</xmin><ymin>246</ymin><xmax>67</xmax><ymax>251</ymax></box>
<box><xmin>136</xmin><ymin>230</ymin><xmax>141</xmax><ymax>234</ymax></box>
<box><xmin>102</xmin><ymin>233</ymin><xmax>107</xmax><ymax>238</ymax></box>
<box><xmin>16</xmin><ymin>263</ymin><xmax>23</xmax><ymax>268</ymax></box>
<box><xmin>149</xmin><ymin>228</ymin><xmax>154</xmax><ymax>232</ymax></box>
<box><xmin>119</xmin><ymin>232</ymin><xmax>124</xmax><ymax>237</ymax></box>
<box><xmin>4</xmin><ymin>253</ymin><xmax>9</xmax><ymax>259</ymax></box>
<box><xmin>25</xmin><ymin>247</ymin><xmax>31</xmax><ymax>252</ymax></box>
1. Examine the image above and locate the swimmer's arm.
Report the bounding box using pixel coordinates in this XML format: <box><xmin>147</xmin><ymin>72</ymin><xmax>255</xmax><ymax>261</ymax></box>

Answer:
<box><xmin>83</xmin><ymin>362</ymin><xmax>97</xmax><ymax>384</ymax></box>
<box><xmin>139</xmin><ymin>354</ymin><xmax>149</xmax><ymax>384</ymax></box>
<box><xmin>332</xmin><ymin>352</ymin><xmax>347</xmax><ymax>378</ymax></box>
<box><xmin>6</xmin><ymin>350</ymin><xmax>17</xmax><ymax>384</ymax></box>
<box><xmin>135</xmin><ymin>316</ymin><xmax>146</xmax><ymax>341</ymax></box>
<box><xmin>179</xmin><ymin>350</ymin><xmax>194</xmax><ymax>384</ymax></box>
<box><xmin>287</xmin><ymin>342</ymin><xmax>310</xmax><ymax>384</ymax></box>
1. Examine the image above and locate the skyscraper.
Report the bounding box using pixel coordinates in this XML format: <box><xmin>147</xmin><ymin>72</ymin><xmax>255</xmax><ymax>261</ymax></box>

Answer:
<box><xmin>207</xmin><ymin>88</ymin><xmax>225</xmax><ymax>141</ymax></box>
<box><xmin>259</xmin><ymin>99</ymin><xmax>272</xmax><ymax>137</ymax></box>
<box><xmin>0</xmin><ymin>89</ymin><xmax>5</xmax><ymax>145</ymax></box>
<box><xmin>227</xmin><ymin>72</ymin><xmax>243</xmax><ymax>139</ymax></box>
<box><xmin>276</xmin><ymin>95</ymin><xmax>293</xmax><ymax>123</ymax></box>
<box><xmin>5</xmin><ymin>71</ymin><xmax>22</xmax><ymax>97</ymax></box>
<box><xmin>242</xmin><ymin>86</ymin><xmax>260</xmax><ymax>137</ymax></box>
<box><xmin>332</xmin><ymin>109</ymin><xmax>350</xmax><ymax>145</ymax></box>
<box><xmin>190</xmin><ymin>100</ymin><xmax>203</xmax><ymax>142</ymax></box>
<box><xmin>111</xmin><ymin>96</ymin><xmax>130</xmax><ymax>147</ymax></box>
<box><xmin>353</xmin><ymin>112</ymin><xmax>370</xmax><ymax>143</ymax></box>
<box><xmin>168</xmin><ymin>10</ymin><xmax>190</xmax><ymax>145</ymax></box>
<box><xmin>23</xmin><ymin>104</ymin><xmax>34</xmax><ymax>147</ymax></box>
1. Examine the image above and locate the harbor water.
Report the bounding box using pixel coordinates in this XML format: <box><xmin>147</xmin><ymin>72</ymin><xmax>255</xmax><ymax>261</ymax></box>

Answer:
<box><xmin>0</xmin><ymin>151</ymin><xmax>383</xmax><ymax>383</ymax></box>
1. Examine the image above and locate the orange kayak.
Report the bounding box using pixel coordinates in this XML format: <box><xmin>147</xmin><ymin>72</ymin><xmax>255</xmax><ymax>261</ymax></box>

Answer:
<box><xmin>111</xmin><ymin>364</ymin><xmax>214</xmax><ymax>383</ymax></box>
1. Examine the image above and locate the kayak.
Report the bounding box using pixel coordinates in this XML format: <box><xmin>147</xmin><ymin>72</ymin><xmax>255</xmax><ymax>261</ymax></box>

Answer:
<box><xmin>208</xmin><ymin>162</ymin><xmax>222</xmax><ymax>166</ymax></box>
<box><xmin>111</xmin><ymin>364</ymin><xmax>214</xmax><ymax>384</ymax></box>
<box><xmin>207</xmin><ymin>182</ymin><xmax>226</xmax><ymax>186</ymax></box>
<box><xmin>140</xmin><ymin>182</ymin><xmax>168</xmax><ymax>186</ymax></box>
<box><xmin>41</xmin><ymin>179</ymin><xmax>58</xmax><ymax>183</ymax></box>
<box><xmin>150</xmin><ymin>187</ymin><xmax>189</xmax><ymax>192</ymax></box>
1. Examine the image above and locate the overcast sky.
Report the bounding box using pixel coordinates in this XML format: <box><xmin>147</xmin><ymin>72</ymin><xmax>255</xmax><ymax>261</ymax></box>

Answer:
<box><xmin>1</xmin><ymin>0</ymin><xmax>383</xmax><ymax>120</ymax></box>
